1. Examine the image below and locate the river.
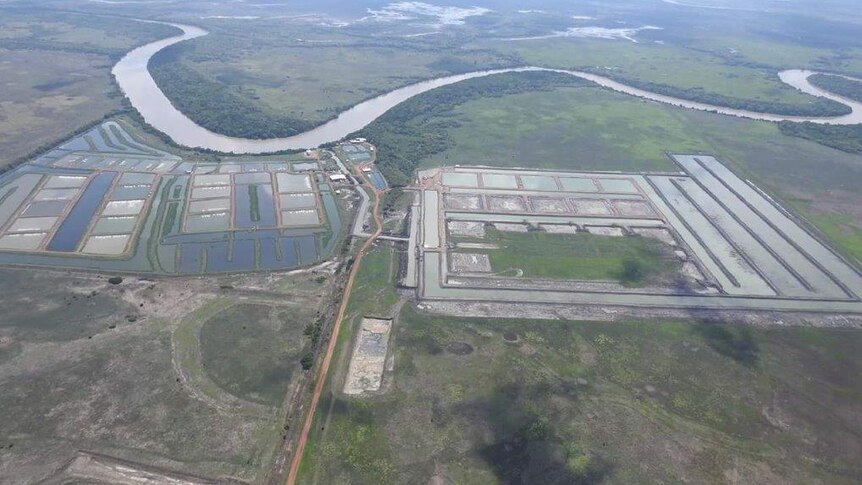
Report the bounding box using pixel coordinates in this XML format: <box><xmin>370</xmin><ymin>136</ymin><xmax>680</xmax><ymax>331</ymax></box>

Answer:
<box><xmin>112</xmin><ymin>21</ymin><xmax>862</xmax><ymax>154</ymax></box>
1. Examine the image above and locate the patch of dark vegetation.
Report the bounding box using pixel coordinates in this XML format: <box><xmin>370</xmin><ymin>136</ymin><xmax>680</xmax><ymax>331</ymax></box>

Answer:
<box><xmin>300</xmin><ymin>351</ymin><xmax>315</xmax><ymax>370</ymax></box>
<box><xmin>778</xmin><ymin>121</ymin><xmax>862</xmax><ymax>154</ymax></box>
<box><xmin>503</xmin><ymin>331</ymin><xmax>519</xmax><ymax>342</ymax></box>
<box><xmin>580</xmin><ymin>67</ymin><xmax>851</xmax><ymax>117</ymax></box>
<box><xmin>107</xmin><ymin>276</ymin><xmax>123</xmax><ymax>285</ymax></box>
<box><xmin>694</xmin><ymin>323</ymin><xmax>760</xmax><ymax>367</ymax></box>
<box><xmin>447</xmin><ymin>342</ymin><xmax>474</xmax><ymax>355</ymax></box>
<box><xmin>31</xmin><ymin>79</ymin><xmax>77</xmax><ymax>92</ymax></box>
<box><xmin>809</xmin><ymin>73</ymin><xmax>862</xmax><ymax>103</ymax></box>
<box><xmin>469</xmin><ymin>384</ymin><xmax>611</xmax><ymax>485</ymax></box>
<box><xmin>355</xmin><ymin>71</ymin><xmax>590</xmax><ymax>186</ymax></box>
<box><xmin>618</xmin><ymin>258</ymin><xmax>645</xmax><ymax>286</ymax></box>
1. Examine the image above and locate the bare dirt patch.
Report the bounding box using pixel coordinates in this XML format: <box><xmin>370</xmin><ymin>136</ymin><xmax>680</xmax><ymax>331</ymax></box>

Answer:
<box><xmin>632</xmin><ymin>227</ymin><xmax>677</xmax><ymax>246</ymax></box>
<box><xmin>486</xmin><ymin>195</ymin><xmax>527</xmax><ymax>212</ymax></box>
<box><xmin>448</xmin><ymin>221</ymin><xmax>485</xmax><ymax>238</ymax></box>
<box><xmin>343</xmin><ymin>318</ymin><xmax>393</xmax><ymax>395</ymax></box>
<box><xmin>530</xmin><ymin>196</ymin><xmax>569</xmax><ymax>213</ymax></box>
<box><xmin>613</xmin><ymin>199</ymin><xmax>656</xmax><ymax>217</ymax></box>
<box><xmin>585</xmin><ymin>225</ymin><xmax>625</xmax><ymax>237</ymax></box>
<box><xmin>444</xmin><ymin>194</ymin><xmax>482</xmax><ymax>210</ymax></box>
<box><xmin>570</xmin><ymin>198</ymin><xmax>612</xmax><ymax>215</ymax></box>
<box><xmin>494</xmin><ymin>223</ymin><xmax>529</xmax><ymax>233</ymax></box>
<box><xmin>541</xmin><ymin>224</ymin><xmax>580</xmax><ymax>234</ymax></box>
<box><xmin>450</xmin><ymin>253</ymin><xmax>492</xmax><ymax>273</ymax></box>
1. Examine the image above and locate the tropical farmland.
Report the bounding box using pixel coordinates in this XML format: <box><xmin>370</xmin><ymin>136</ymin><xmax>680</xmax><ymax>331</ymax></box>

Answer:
<box><xmin>2</xmin><ymin>0</ymin><xmax>862</xmax><ymax>484</ymax></box>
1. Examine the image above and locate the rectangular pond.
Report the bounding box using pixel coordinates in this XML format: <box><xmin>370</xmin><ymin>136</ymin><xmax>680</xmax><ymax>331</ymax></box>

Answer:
<box><xmin>235</xmin><ymin>184</ymin><xmax>276</xmax><ymax>229</ymax></box>
<box><xmin>47</xmin><ymin>171</ymin><xmax>116</xmax><ymax>252</ymax></box>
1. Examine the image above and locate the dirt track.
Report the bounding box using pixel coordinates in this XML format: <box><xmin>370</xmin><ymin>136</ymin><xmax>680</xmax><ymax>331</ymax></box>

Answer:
<box><xmin>285</xmin><ymin>170</ymin><xmax>386</xmax><ymax>485</ymax></box>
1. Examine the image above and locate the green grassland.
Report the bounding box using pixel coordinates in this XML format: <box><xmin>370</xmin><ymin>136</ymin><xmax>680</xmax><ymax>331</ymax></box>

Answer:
<box><xmin>300</xmin><ymin>302</ymin><xmax>862</xmax><ymax>484</ymax></box>
<box><xmin>489</xmin><ymin>38</ymin><xmax>844</xmax><ymax>114</ymax></box>
<box><xmin>199</xmin><ymin>303</ymin><xmax>311</xmax><ymax>406</ymax></box>
<box><xmin>464</xmin><ymin>228</ymin><xmax>680</xmax><ymax>285</ymax></box>
<box><xmin>420</xmin><ymin>85</ymin><xmax>692</xmax><ymax>172</ymax></box>
<box><xmin>404</xmin><ymin>83</ymin><xmax>862</xmax><ymax>263</ymax></box>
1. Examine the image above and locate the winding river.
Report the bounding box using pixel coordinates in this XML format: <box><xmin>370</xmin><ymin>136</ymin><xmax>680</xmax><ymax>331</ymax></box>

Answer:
<box><xmin>112</xmin><ymin>21</ymin><xmax>862</xmax><ymax>154</ymax></box>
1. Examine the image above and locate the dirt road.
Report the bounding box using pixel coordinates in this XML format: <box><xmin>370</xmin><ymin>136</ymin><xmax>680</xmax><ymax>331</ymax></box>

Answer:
<box><xmin>285</xmin><ymin>171</ymin><xmax>386</xmax><ymax>485</ymax></box>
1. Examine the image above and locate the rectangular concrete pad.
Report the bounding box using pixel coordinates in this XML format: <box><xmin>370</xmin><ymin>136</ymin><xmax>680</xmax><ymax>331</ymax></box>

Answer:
<box><xmin>188</xmin><ymin>198</ymin><xmax>230</xmax><ymax>214</ymax></box>
<box><xmin>82</xmin><ymin>234</ymin><xmax>131</xmax><ymax>255</ymax></box>
<box><xmin>0</xmin><ymin>232</ymin><xmax>46</xmax><ymax>250</ymax></box>
<box><xmin>192</xmin><ymin>186</ymin><xmax>231</xmax><ymax>199</ymax></box>
<box><xmin>279</xmin><ymin>193</ymin><xmax>318</xmax><ymax>210</ymax></box>
<box><xmin>442</xmin><ymin>172</ymin><xmax>479</xmax><ymax>188</ymax></box>
<box><xmin>281</xmin><ymin>209</ymin><xmax>320</xmax><ymax>227</ymax></box>
<box><xmin>43</xmin><ymin>175</ymin><xmax>87</xmax><ymax>189</ymax></box>
<box><xmin>234</xmin><ymin>172</ymin><xmax>272</xmax><ymax>185</ymax></box>
<box><xmin>276</xmin><ymin>173</ymin><xmax>313</xmax><ymax>193</ymax></box>
<box><xmin>559</xmin><ymin>178</ymin><xmax>598</xmax><ymax>192</ymax></box>
<box><xmin>520</xmin><ymin>175</ymin><xmax>558</xmax><ymax>191</ymax></box>
<box><xmin>7</xmin><ymin>217</ymin><xmax>58</xmax><ymax>233</ymax></box>
<box><xmin>21</xmin><ymin>200</ymin><xmax>67</xmax><ymax>218</ymax></box>
<box><xmin>186</xmin><ymin>212</ymin><xmax>230</xmax><ymax>232</ymax></box>
<box><xmin>193</xmin><ymin>174</ymin><xmax>231</xmax><ymax>187</ymax></box>
<box><xmin>102</xmin><ymin>200</ymin><xmax>145</xmax><ymax>216</ymax></box>
<box><xmin>482</xmin><ymin>173</ymin><xmax>519</xmax><ymax>189</ymax></box>
<box><xmin>91</xmin><ymin>216</ymin><xmax>137</xmax><ymax>235</ymax></box>
<box><xmin>119</xmin><ymin>172</ymin><xmax>156</xmax><ymax>185</ymax></box>
<box><xmin>598</xmin><ymin>178</ymin><xmax>639</xmax><ymax>193</ymax></box>
<box><xmin>33</xmin><ymin>188</ymin><xmax>79</xmax><ymax>201</ymax></box>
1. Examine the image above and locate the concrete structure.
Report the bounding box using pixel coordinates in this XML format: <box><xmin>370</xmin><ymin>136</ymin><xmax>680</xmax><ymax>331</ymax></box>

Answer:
<box><xmin>407</xmin><ymin>160</ymin><xmax>862</xmax><ymax>314</ymax></box>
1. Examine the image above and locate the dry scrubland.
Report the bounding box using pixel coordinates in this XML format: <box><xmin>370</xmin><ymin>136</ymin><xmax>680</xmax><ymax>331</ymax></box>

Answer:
<box><xmin>0</xmin><ymin>266</ymin><xmax>336</xmax><ymax>483</ymax></box>
<box><xmin>0</xmin><ymin>14</ymin><xmax>175</xmax><ymax>168</ymax></box>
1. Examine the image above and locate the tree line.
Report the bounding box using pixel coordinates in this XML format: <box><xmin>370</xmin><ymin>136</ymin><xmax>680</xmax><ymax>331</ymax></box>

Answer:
<box><xmin>580</xmin><ymin>68</ymin><xmax>852</xmax><ymax>118</ymax></box>
<box><xmin>353</xmin><ymin>71</ymin><xmax>590</xmax><ymax>186</ymax></box>
<box><xmin>809</xmin><ymin>74</ymin><xmax>862</xmax><ymax>103</ymax></box>
<box><xmin>778</xmin><ymin>122</ymin><xmax>862</xmax><ymax>154</ymax></box>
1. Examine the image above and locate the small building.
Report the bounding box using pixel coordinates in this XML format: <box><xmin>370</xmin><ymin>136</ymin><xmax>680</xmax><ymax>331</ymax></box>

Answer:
<box><xmin>361</xmin><ymin>167</ymin><xmax>372</xmax><ymax>173</ymax></box>
<box><xmin>329</xmin><ymin>173</ymin><xmax>348</xmax><ymax>182</ymax></box>
<box><xmin>349</xmin><ymin>137</ymin><xmax>367</xmax><ymax>143</ymax></box>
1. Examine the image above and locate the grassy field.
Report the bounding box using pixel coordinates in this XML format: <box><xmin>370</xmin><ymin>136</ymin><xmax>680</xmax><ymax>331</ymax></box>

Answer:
<box><xmin>199</xmin><ymin>303</ymin><xmax>311</xmax><ymax>406</ymax></box>
<box><xmin>494</xmin><ymin>39</ymin><xmax>832</xmax><ymax>107</ymax></box>
<box><xmin>416</xmin><ymin>83</ymin><xmax>862</xmax><ymax>264</ymax></box>
<box><xmin>0</xmin><ymin>13</ymin><xmax>175</xmax><ymax>168</ymax></box>
<box><xmin>299</xmin><ymin>303</ymin><xmax>862</xmax><ymax>484</ymax></box>
<box><xmin>0</xmin><ymin>48</ymin><xmax>120</xmax><ymax>168</ymax></box>
<box><xmin>462</xmin><ymin>228</ymin><xmax>679</xmax><ymax>285</ymax></box>
<box><xmin>421</xmin><ymin>85</ymin><xmax>693</xmax><ymax>172</ymax></box>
